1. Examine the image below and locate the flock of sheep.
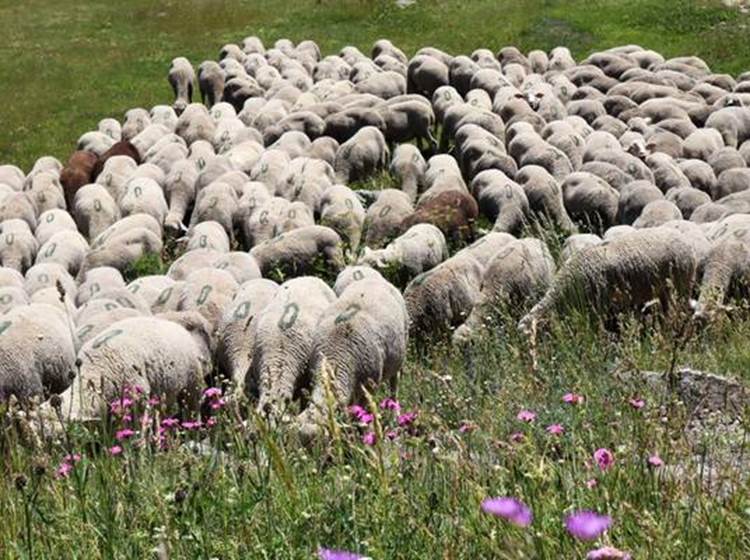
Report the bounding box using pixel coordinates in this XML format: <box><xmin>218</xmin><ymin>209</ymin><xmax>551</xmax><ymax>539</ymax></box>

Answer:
<box><xmin>2</xmin><ymin>36</ymin><xmax>750</xmax><ymax>441</ymax></box>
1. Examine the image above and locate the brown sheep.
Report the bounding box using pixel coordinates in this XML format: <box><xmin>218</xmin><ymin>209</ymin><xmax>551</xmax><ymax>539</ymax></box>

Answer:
<box><xmin>91</xmin><ymin>141</ymin><xmax>142</xmax><ymax>180</ymax></box>
<box><xmin>60</xmin><ymin>151</ymin><xmax>98</xmax><ymax>209</ymax></box>
<box><xmin>400</xmin><ymin>189</ymin><xmax>478</xmax><ymax>243</ymax></box>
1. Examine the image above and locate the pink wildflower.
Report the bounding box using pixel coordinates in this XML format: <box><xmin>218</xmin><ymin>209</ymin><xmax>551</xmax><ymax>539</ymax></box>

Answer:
<box><xmin>115</xmin><ymin>428</ymin><xmax>135</xmax><ymax>441</ymax></box>
<box><xmin>386</xmin><ymin>430</ymin><xmax>398</xmax><ymax>440</ymax></box>
<box><xmin>516</xmin><ymin>409</ymin><xmax>536</xmax><ymax>422</ymax></box>
<box><xmin>64</xmin><ymin>453</ymin><xmax>81</xmax><ymax>464</ymax></box>
<box><xmin>318</xmin><ymin>548</ymin><xmax>365</xmax><ymax>560</ymax></box>
<box><xmin>629</xmin><ymin>398</ymin><xmax>645</xmax><ymax>409</ymax></box>
<box><xmin>397</xmin><ymin>411</ymin><xmax>417</xmax><ymax>427</ymax></box>
<box><xmin>348</xmin><ymin>405</ymin><xmax>366</xmax><ymax>418</ymax></box>
<box><xmin>203</xmin><ymin>387</ymin><xmax>222</xmax><ymax>399</ymax></box>
<box><xmin>546</xmin><ymin>423</ymin><xmax>564</xmax><ymax>435</ymax></box>
<box><xmin>161</xmin><ymin>417</ymin><xmax>180</xmax><ymax>429</ymax></box>
<box><xmin>594</xmin><ymin>448</ymin><xmax>615</xmax><ymax>471</ymax></box>
<box><xmin>565</xmin><ymin>511</ymin><xmax>612</xmax><ymax>541</ymax></box>
<box><xmin>510</xmin><ymin>432</ymin><xmax>525</xmax><ymax>443</ymax></box>
<box><xmin>481</xmin><ymin>497</ymin><xmax>533</xmax><ymax>527</ymax></box>
<box><xmin>459</xmin><ymin>422</ymin><xmax>478</xmax><ymax>433</ymax></box>
<box><xmin>206</xmin><ymin>417</ymin><xmax>217</xmax><ymax>428</ymax></box>
<box><xmin>648</xmin><ymin>454</ymin><xmax>664</xmax><ymax>468</ymax></box>
<box><xmin>586</xmin><ymin>546</ymin><xmax>631</xmax><ymax>560</ymax></box>
<box><xmin>563</xmin><ymin>393</ymin><xmax>584</xmax><ymax>405</ymax></box>
<box><xmin>109</xmin><ymin>445</ymin><xmax>123</xmax><ymax>456</ymax></box>
<box><xmin>109</xmin><ymin>397</ymin><xmax>133</xmax><ymax>415</ymax></box>
<box><xmin>586</xmin><ymin>478</ymin><xmax>598</xmax><ymax>489</ymax></box>
<box><xmin>210</xmin><ymin>398</ymin><xmax>227</xmax><ymax>411</ymax></box>
<box><xmin>181</xmin><ymin>420</ymin><xmax>202</xmax><ymax>430</ymax></box>
<box><xmin>358</xmin><ymin>412</ymin><xmax>374</xmax><ymax>425</ymax></box>
<box><xmin>55</xmin><ymin>462</ymin><xmax>73</xmax><ymax>479</ymax></box>
<box><xmin>379</xmin><ymin>398</ymin><xmax>401</xmax><ymax>411</ymax></box>
<box><xmin>362</xmin><ymin>432</ymin><xmax>376</xmax><ymax>446</ymax></box>
<box><xmin>147</xmin><ymin>396</ymin><xmax>161</xmax><ymax>406</ymax></box>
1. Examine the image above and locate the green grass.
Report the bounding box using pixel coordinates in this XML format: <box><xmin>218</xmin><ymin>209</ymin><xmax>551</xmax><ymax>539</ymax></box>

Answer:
<box><xmin>3</xmin><ymin>0</ymin><xmax>750</xmax><ymax>558</ymax></box>
<box><xmin>1</xmin><ymin>0</ymin><xmax>750</xmax><ymax>170</ymax></box>
<box><xmin>3</xmin><ymin>311</ymin><xmax>750</xmax><ymax>558</ymax></box>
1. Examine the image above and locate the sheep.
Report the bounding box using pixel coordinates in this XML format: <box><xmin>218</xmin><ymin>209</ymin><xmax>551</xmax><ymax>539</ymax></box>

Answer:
<box><xmin>119</xmin><ymin>177</ymin><xmax>168</xmax><ymax>225</ymax></box>
<box><xmin>76</xmin><ymin>267</ymin><xmax>126</xmax><ymax>306</ymax></box>
<box><xmin>471</xmin><ymin>170</ymin><xmax>529</xmax><ymax>235</ymax></box>
<box><xmin>363</xmin><ymin>189</ymin><xmax>414</xmax><ymax>249</ymax></box>
<box><xmin>0</xmin><ymin>192</ymin><xmax>37</xmax><ymax>232</ymax></box>
<box><xmin>666</xmin><ymin>187</ymin><xmax>711</xmax><ymax>219</ymax></box>
<box><xmin>176</xmin><ymin>103</ymin><xmax>217</xmax><ymax>146</ymax></box>
<box><xmin>0</xmin><ymin>303</ymin><xmax>77</xmax><ymax>401</ymax></box>
<box><xmin>0</xmin><ymin>219</ymin><xmax>38</xmax><ymax>272</ymax></box>
<box><xmin>0</xmin><ymin>267</ymin><xmax>24</xmax><ymax>290</ymax></box>
<box><xmin>519</xmin><ymin>228</ymin><xmax>698</xmax><ymax>336</ymax></box>
<box><xmin>561</xmin><ymin>172</ymin><xmax>620</xmax><ymax>232</ymax></box>
<box><xmin>189</xmin><ymin>181</ymin><xmax>238</xmax><ymax>238</ymax></box>
<box><xmin>167</xmin><ymin>248</ymin><xmax>223</xmax><ymax>281</ymax></box>
<box><xmin>452</xmin><ymin>238</ymin><xmax>556</xmax><ymax>344</ymax></box>
<box><xmin>215</xmin><ymin>278</ymin><xmax>279</xmax><ymax>388</ymax></box>
<box><xmin>23</xmin><ymin>263</ymin><xmax>77</xmax><ymax>302</ymax></box>
<box><xmin>77</xmin><ymin>131</ymin><xmax>116</xmax><ymax>157</ymax></box>
<box><xmin>276</xmin><ymin>157</ymin><xmax>335</xmax><ymax>211</ymax></box>
<box><xmin>60</xmin><ymin>151</ymin><xmax>98</xmax><ymax>208</ymax></box>
<box><xmin>358</xmin><ymin>223</ymin><xmax>448</xmax><ymax>282</ymax></box>
<box><xmin>245</xmin><ymin>276</ymin><xmax>336</xmax><ymax>421</ymax></box>
<box><xmin>80</xmin><ymin>225</ymin><xmax>163</xmax><ymax>278</ymax></box>
<box><xmin>390</xmin><ymin>144</ymin><xmax>426</xmax><ymax>202</ymax></box>
<box><xmin>249</xmin><ymin>149</ymin><xmax>291</xmax><ymax>194</ymax></box>
<box><xmin>332</xmin><ymin>266</ymin><xmax>386</xmax><ymax>296</ymax></box>
<box><xmin>250</xmin><ymin>225</ymin><xmax>345</xmax><ymax>278</ymax></box>
<box><xmin>298</xmin><ymin>276</ymin><xmax>408</xmax><ymax>442</ymax></box>
<box><xmin>149</xmin><ymin>106</ymin><xmax>179</xmax><ymax>132</ymax></box>
<box><xmin>319</xmin><ymin>185</ymin><xmax>366</xmax><ymax>254</ymax></box>
<box><xmin>334</xmin><ymin>126</ymin><xmax>389</xmax><ymax>183</ymax></box>
<box><xmin>401</xmin><ymin>189</ymin><xmax>479</xmax><ymax>243</ymax></box>
<box><xmin>0</xmin><ymin>165</ymin><xmax>25</xmax><ymax>191</ymax></box>
<box><xmin>306</xmin><ymin>136</ymin><xmax>340</xmax><ymax>166</ymax></box>
<box><xmin>35</xmin><ymin>209</ymin><xmax>78</xmax><ymax>246</ymax></box>
<box><xmin>694</xmin><ymin>214</ymin><xmax>750</xmax><ymax>319</ymax></box>
<box><xmin>617</xmin><ymin>180</ymin><xmax>664</xmax><ymax>225</ymax></box>
<box><xmin>177</xmin><ymin>268</ymin><xmax>239</xmax><ymax>329</ymax></box>
<box><xmin>168</xmin><ymin>57</ymin><xmax>196</xmax><ymax>114</ymax></box>
<box><xmin>212</xmin><ymin>252</ymin><xmax>262</xmax><ymax>284</ymax></box>
<box><xmin>377</xmin><ymin>98</ymin><xmax>437</xmax><ymax>147</ymax></box>
<box><xmin>26</xmin><ymin>172</ymin><xmax>65</xmax><ymax>215</ymax></box>
<box><xmin>198</xmin><ymin>60</ymin><xmax>225</xmax><ymax>108</ymax></box>
<box><xmin>240</xmin><ymin>197</ymin><xmax>315</xmax><ymax>249</ymax></box>
<box><xmin>53</xmin><ymin>317</ymin><xmax>208</xmax><ymax>422</ymax></box>
<box><xmin>632</xmin><ymin>200</ymin><xmax>683</xmax><ymax>228</ymax></box>
<box><xmin>0</xmin><ymin>286</ymin><xmax>28</xmax><ymax>314</ymax></box>
<box><xmin>403</xmin><ymin>250</ymin><xmax>485</xmax><ymax>338</ymax></box>
<box><xmin>34</xmin><ymin>230</ymin><xmax>88</xmax><ymax>276</ymax></box>
<box><xmin>71</xmin><ymin>184</ymin><xmax>122</xmax><ymax>240</ymax></box>
<box><xmin>714</xmin><ymin>168</ymin><xmax>750</xmax><ymax>200</ymax></box>
<box><xmin>186</xmin><ymin>221</ymin><xmax>230</xmax><ymax>253</ymax></box>
<box><xmin>407</xmin><ymin>55</ymin><xmax>450</xmax><ymax>98</ymax></box>
<box><xmin>705</xmin><ymin>106</ymin><xmax>750</xmax><ymax>148</ymax></box>
<box><xmin>515</xmin><ymin>165</ymin><xmax>576</xmax><ymax>233</ymax></box>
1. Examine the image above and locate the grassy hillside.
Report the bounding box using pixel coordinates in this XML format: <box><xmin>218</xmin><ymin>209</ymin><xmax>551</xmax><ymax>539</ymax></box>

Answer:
<box><xmin>2</xmin><ymin>1</ymin><xmax>750</xmax><ymax>558</ymax></box>
<box><xmin>1</xmin><ymin>0</ymin><xmax>750</xmax><ymax>169</ymax></box>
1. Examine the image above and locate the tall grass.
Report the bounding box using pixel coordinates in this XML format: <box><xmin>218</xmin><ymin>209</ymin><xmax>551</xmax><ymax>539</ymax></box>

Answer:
<box><xmin>2</xmin><ymin>308</ymin><xmax>749</xmax><ymax>558</ymax></box>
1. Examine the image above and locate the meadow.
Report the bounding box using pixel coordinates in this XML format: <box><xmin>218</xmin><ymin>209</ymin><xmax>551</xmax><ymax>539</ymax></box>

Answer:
<box><xmin>1</xmin><ymin>0</ymin><xmax>750</xmax><ymax>558</ymax></box>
